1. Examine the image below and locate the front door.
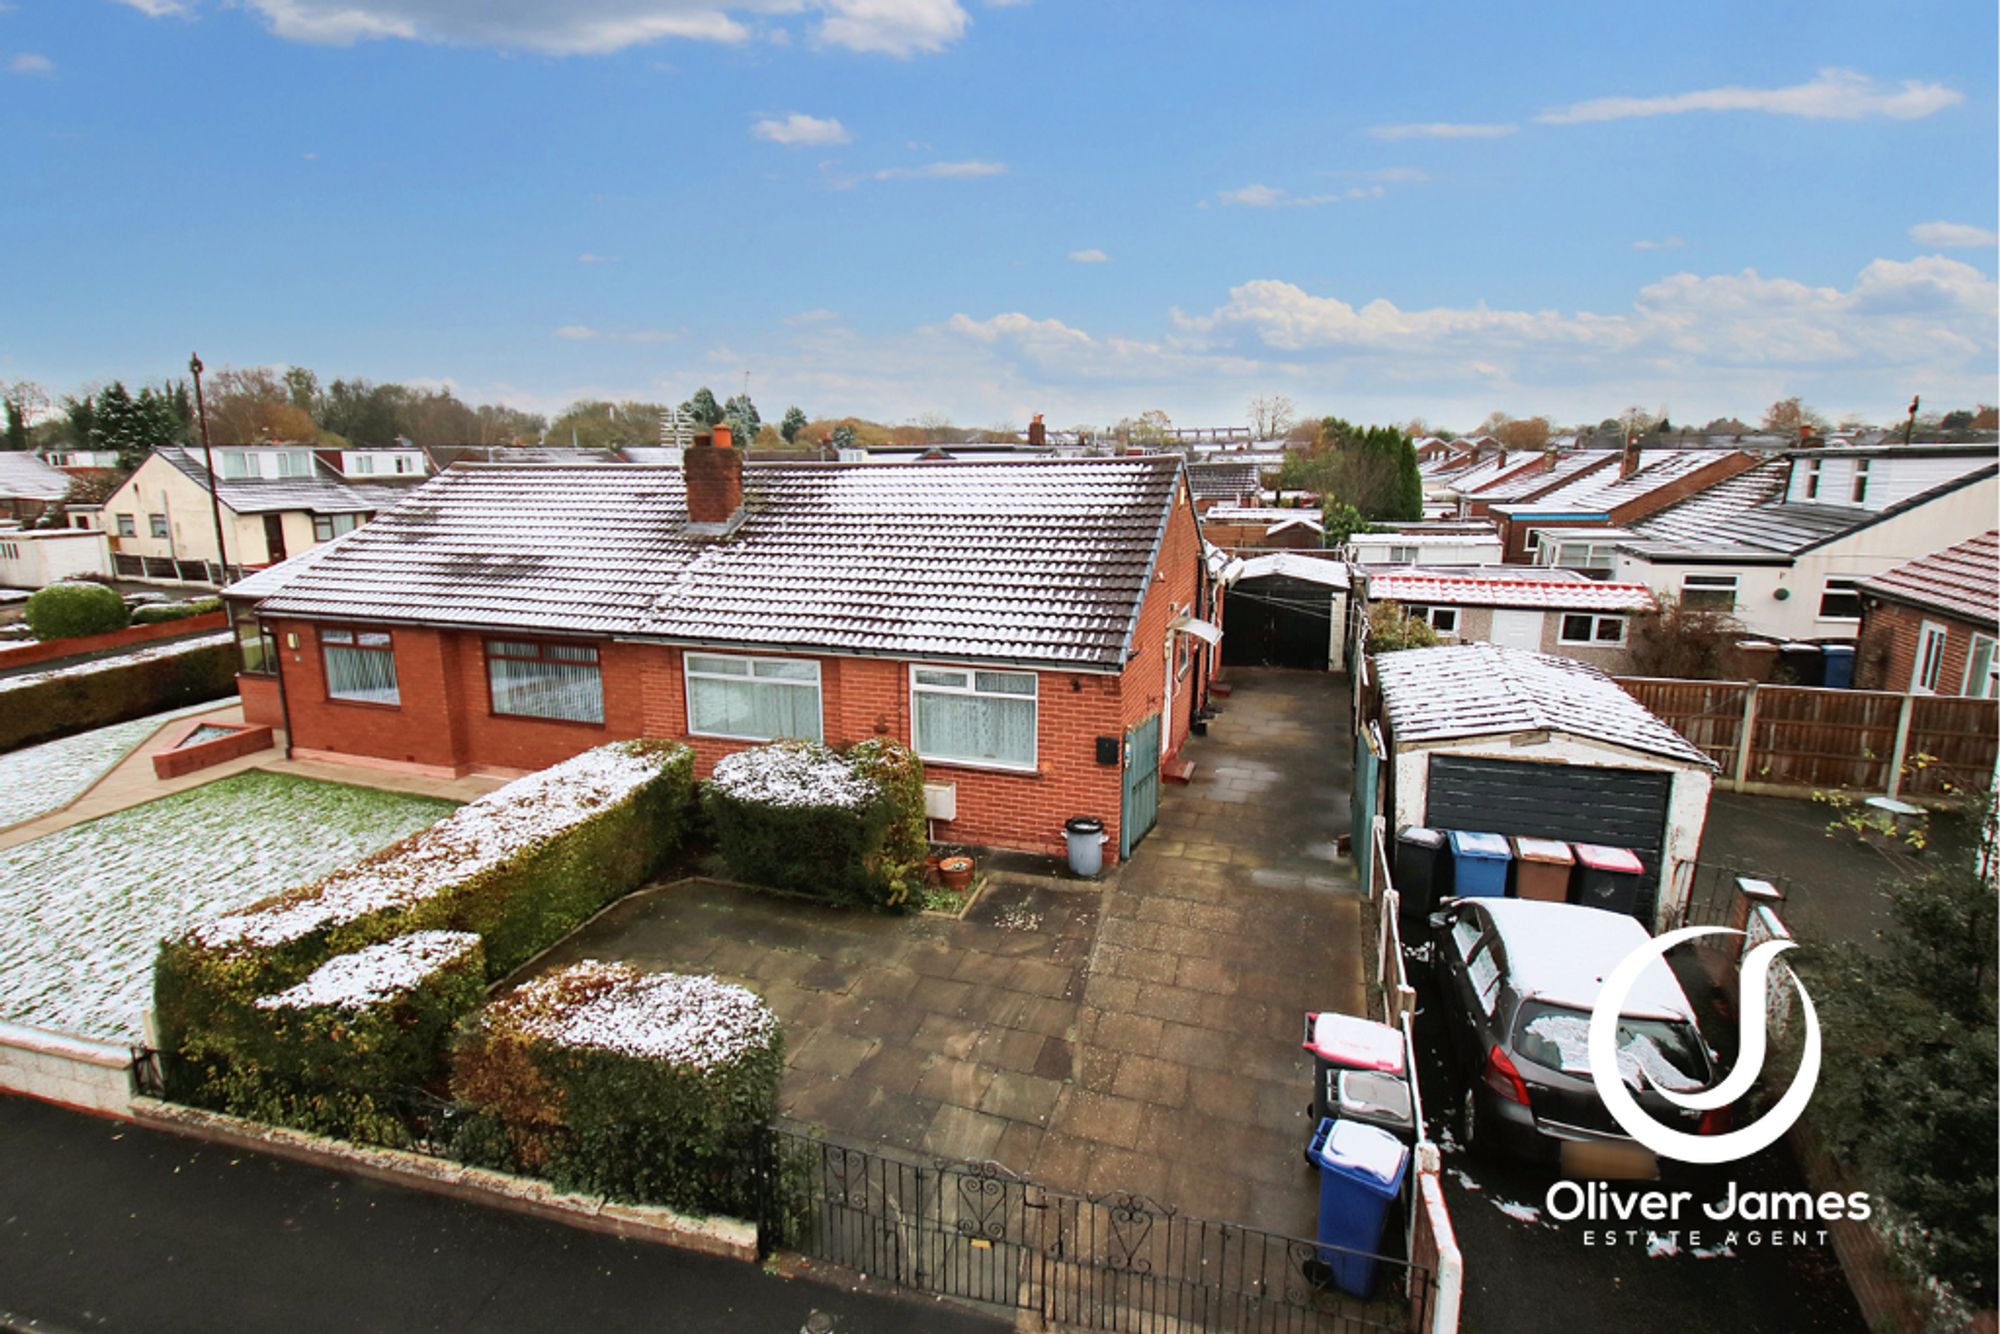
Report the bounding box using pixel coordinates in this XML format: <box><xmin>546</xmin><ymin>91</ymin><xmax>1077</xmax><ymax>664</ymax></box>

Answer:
<box><xmin>262</xmin><ymin>514</ymin><xmax>287</xmax><ymax>563</ymax></box>
<box><xmin>1491</xmin><ymin>609</ymin><xmax>1543</xmax><ymax>651</ymax></box>
<box><xmin>1120</xmin><ymin>714</ymin><xmax>1161</xmax><ymax>860</ymax></box>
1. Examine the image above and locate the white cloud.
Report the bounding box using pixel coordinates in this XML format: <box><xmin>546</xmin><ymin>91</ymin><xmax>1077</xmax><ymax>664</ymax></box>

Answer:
<box><xmin>1068</xmin><ymin>249</ymin><xmax>1109</xmax><ymax>264</ymax></box>
<box><xmin>1632</xmin><ymin>236</ymin><xmax>1685</xmax><ymax>251</ymax></box>
<box><xmin>1215</xmin><ymin>182</ymin><xmax>1385</xmax><ymax>209</ymax></box>
<box><xmin>873</xmin><ymin>159</ymin><xmax>1006</xmax><ymax>179</ymax></box>
<box><xmin>1909</xmin><ymin>220</ymin><xmax>1999</xmax><ymax>249</ymax></box>
<box><xmin>553</xmin><ymin>324</ymin><xmax>679</xmax><ymax>343</ymax></box>
<box><xmin>751</xmin><ymin>112</ymin><xmax>851</xmax><ymax>146</ymax></box>
<box><xmin>1537</xmin><ymin>68</ymin><xmax>1962</xmax><ymax>125</ymax></box>
<box><xmin>114</xmin><ymin>0</ymin><xmax>190</xmax><ymax>14</ymax></box>
<box><xmin>577</xmin><ymin>252</ymin><xmax>619</xmax><ymax>264</ymax></box>
<box><xmin>1368</xmin><ymin>122</ymin><xmax>1517</xmax><ymax>141</ymax></box>
<box><xmin>786</xmin><ymin>307</ymin><xmax>842</xmax><ymax>323</ymax></box>
<box><xmin>7</xmin><ymin>52</ymin><xmax>53</xmax><ymax>75</ymax></box>
<box><xmin>818</xmin><ymin>0</ymin><xmax>967</xmax><ymax>55</ymax></box>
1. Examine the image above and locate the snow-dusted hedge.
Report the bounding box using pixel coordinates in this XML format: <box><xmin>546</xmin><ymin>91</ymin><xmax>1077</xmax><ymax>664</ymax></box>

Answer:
<box><xmin>0</xmin><ymin>631</ymin><xmax>236</xmax><ymax>753</ymax></box>
<box><xmin>451</xmin><ymin>961</ymin><xmax>782</xmax><ymax>1215</ymax></box>
<box><xmin>155</xmin><ymin>740</ymin><xmax>696</xmax><ymax>1105</ymax></box>
<box><xmin>700</xmin><ymin>738</ymin><xmax>924</xmax><ymax>910</ymax></box>
<box><xmin>197</xmin><ymin>932</ymin><xmax>487</xmax><ymax>1145</ymax></box>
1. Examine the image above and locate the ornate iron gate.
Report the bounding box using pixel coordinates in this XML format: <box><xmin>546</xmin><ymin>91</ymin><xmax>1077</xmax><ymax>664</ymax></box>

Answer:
<box><xmin>1121</xmin><ymin>714</ymin><xmax>1162</xmax><ymax>861</ymax></box>
<box><xmin>761</xmin><ymin>1128</ymin><xmax>1433</xmax><ymax>1333</ymax></box>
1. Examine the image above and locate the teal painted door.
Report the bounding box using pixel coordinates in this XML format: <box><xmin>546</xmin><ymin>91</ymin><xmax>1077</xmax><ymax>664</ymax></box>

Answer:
<box><xmin>1120</xmin><ymin>714</ymin><xmax>1161</xmax><ymax>860</ymax></box>
<box><xmin>1350</xmin><ymin>726</ymin><xmax>1379</xmax><ymax>897</ymax></box>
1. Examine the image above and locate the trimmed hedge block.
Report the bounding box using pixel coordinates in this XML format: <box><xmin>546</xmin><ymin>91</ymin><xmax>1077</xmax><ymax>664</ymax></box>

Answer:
<box><xmin>132</xmin><ymin>597</ymin><xmax>223</xmax><ymax>626</ymax></box>
<box><xmin>25</xmin><ymin>582</ymin><xmax>129</xmax><ymax>640</ymax></box>
<box><xmin>700</xmin><ymin>738</ymin><xmax>924</xmax><ymax>910</ymax></box>
<box><xmin>0</xmin><ymin>632</ymin><xmax>238</xmax><ymax>753</ymax></box>
<box><xmin>155</xmin><ymin>740</ymin><xmax>696</xmax><ymax>1106</ymax></box>
<box><xmin>452</xmin><ymin>961</ymin><xmax>782</xmax><ymax>1216</ymax></box>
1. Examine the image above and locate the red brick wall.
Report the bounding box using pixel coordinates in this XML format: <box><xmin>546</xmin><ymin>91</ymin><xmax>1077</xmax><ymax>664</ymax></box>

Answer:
<box><xmin>0</xmin><ymin>611</ymin><xmax>228</xmax><ymax>671</ymax></box>
<box><xmin>1856</xmin><ymin>599</ymin><xmax>1982</xmax><ymax>694</ymax></box>
<box><xmin>273</xmin><ymin>620</ymin><xmax>466</xmax><ymax>770</ymax></box>
<box><xmin>237</xmin><ymin>673</ymin><xmax>283</xmax><ymax>727</ymax></box>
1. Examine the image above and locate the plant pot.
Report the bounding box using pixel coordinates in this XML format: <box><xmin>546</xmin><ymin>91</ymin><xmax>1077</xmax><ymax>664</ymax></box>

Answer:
<box><xmin>937</xmin><ymin>856</ymin><xmax>974</xmax><ymax>892</ymax></box>
<box><xmin>923</xmin><ymin>855</ymin><xmax>944</xmax><ymax>886</ymax></box>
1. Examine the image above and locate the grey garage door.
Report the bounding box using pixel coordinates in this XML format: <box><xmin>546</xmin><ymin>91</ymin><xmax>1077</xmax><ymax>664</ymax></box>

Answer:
<box><xmin>1424</xmin><ymin>755</ymin><xmax>1673</xmax><ymax>919</ymax></box>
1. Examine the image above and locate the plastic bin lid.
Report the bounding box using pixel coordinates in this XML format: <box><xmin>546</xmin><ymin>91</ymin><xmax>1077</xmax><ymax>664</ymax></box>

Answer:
<box><xmin>1336</xmin><ymin>1070</ymin><xmax>1414</xmax><ymax>1124</ymax></box>
<box><xmin>1065</xmin><ymin>816</ymin><xmax>1105</xmax><ymax>834</ymax></box>
<box><xmin>1511</xmin><ymin>836</ymin><xmax>1574</xmax><ymax>866</ymax></box>
<box><xmin>1309</xmin><ymin>1118</ymin><xmax>1409</xmax><ymax>1192</ymax></box>
<box><xmin>1397</xmin><ymin>826</ymin><xmax>1446</xmax><ymax>848</ymax></box>
<box><xmin>1446</xmin><ymin>830</ymin><xmax>1511</xmax><ymax>859</ymax></box>
<box><xmin>1303</xmin><ymin>1012</ymin><xmax>1407</xmax><ymax>1074</ymax></box>
<box><xmin>1572</xmin><ymin>843</ymin><xmax>1645</xmax><ymax>873</ymax></box>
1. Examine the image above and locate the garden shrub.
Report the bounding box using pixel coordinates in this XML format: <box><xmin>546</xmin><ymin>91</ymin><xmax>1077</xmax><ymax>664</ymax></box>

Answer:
<box><xmin>24</xmin><ymin>581</ymin><xmax>129</xmax><ymax>640</ymax></box>
<box><xmin>155</xmin><ymin>740</ymin><xmax>696</xmax><ymax>1104</ymax></box>
<box><xmin>700</xmin><ymin>739</ymin><xmax>924</xmax><ymax>909</ymax></box>
<box><xmin>451</xmin><ymin>961</ymin><xmax>782</xmax><ymax>1216</ymax></box>
<box><xmin>131</xmin><ymin>597</ymin><xmax>223</xmax><ymax>625</ymax></box>
<box><xmin>0</xmin><ymin>634</ymin><xmax>236</xmax><ymax>752</ymax></box>
<box><xmin>188</xmin><ymin>931</ymin><xmax>487</xmax><ymax>1145</ymax></box>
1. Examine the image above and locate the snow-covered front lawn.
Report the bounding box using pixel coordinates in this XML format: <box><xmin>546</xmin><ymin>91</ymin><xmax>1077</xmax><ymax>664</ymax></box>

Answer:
<box><xmin>0</xmin><ymin>771</ymin><xmax>457</xmax><ymax>1043</ymax></box>
<box><xmin>0</xmin><ymin>702</ymin><xmax>227</xmax><ymax>832</ymax></box>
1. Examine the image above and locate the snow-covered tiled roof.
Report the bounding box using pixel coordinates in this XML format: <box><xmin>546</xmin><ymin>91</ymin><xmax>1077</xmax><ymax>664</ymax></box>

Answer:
<box><xmin>1857</xmin><ymin>530</ymin><xmax>1999</xmax><ymax>628</ymax></box>
<box><xmin>238</xmin><ymin>456</ymin><xmax>1185</xmax><ymax>670</ymax></box>
<box><xmin>1466</xmin><ymin>450</ymin><xmax>1616</xmax><ymax>502</ymax></box>
<box><xmin>1375</xmin><ymin>643</ymin><xmax>1713</xmax><ymax>767</ymax></box>
<box><xmin>1366</xmin><ymin>573</ymin><xmax>1657</xmax><ymax>612</ymax></box>
<box><xmin>157</xmin><ymin>448</ymin><xmax>417</xmax><ymax>516</ymax></box>
<box><xmin>1515</xmin><ymin>450</ymin><xmax>1739</xmax><ymax>514</ymax></box>
<box><xmin>1186</xmin><ymin>461</ymin><xmax>1261</xmax><ymax>500</ymax></box>
<box><xmin>1350</xmin><ymin>533</ymin><xmax>1503</xmax><ymax>548</ymax></box>
<box><xmin>0</xmin><ymin>452</ymin><xmax>72</xmax><ymax>502</ymax></box>
<box><xmin>1230</xmin><ymin>551</ymin><xmax>1351</xmax><ymax>589</ymax></box>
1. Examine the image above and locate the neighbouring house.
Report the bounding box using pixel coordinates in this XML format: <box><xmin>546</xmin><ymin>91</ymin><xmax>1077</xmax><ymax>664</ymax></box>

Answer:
<box><xmin>1370</xmin><ymin>642</ymin><xmax>1716</xmax><ymax>928</ymax></box>
<box><xmin>1854</xmin><ymin>530</ymin><xmax>1999</xmax><ymax>698</ymax></box>
<box><xmin>1609</xmin><ymin>446</ymin><xmax>1999</xmax><ymax>655</ymax></box>
<box><xmin>101</xmin><ymin>446</ymin><xmax>423</xmax><ymax>585</ymax></box>
<box><xmin>1344</xmin><ymin>523</ymin><xmax>1503</xmax><ymax>567</ymax></box>
<box><xmin>1358</xmin><ymin>567</ymin><xmax>1657</xmax><ymax>673</ymax></box>
<box><xmin>1186</xmin><ymin>460</ymin><xmax>1263</xmax><ymax>512</ymax></box>
<box><xmin>0</xmin><ymin>453</ymin><xmax>74</xmax><ymax>523</ymax></box>
<box><xmin>318</xmin><ymin>445</ymin><xmax>429</xmax><ymax>479</ymax></box>
<box><xmin>1216</xmin><ymin>550</ymin><xmax>1351</xmax><ymax>670</ymax></box>
<box><xmin>38</xmin><ymin>448</ymin><xmax>122</xmax><ymax>473</ymax></box>
<box><xmin>0</xmin><ymin>528</ymin><xmax>113</xmax><ymax>588</ymax></box>
<box><xmin>224</xmin><ymin>435</ymin><xmax>1216</xmax><ymax>864</ymax></box>
<box><xmin>1457</xmin><ymin>448</ymin><xmax>1622</xmax><ymax>518</ymax></box>
<box><xmin>1200</xmin><ymin>506</ymin><xmax>1325</xmax><ymax>553</ymax></box>
<box><xmin>1483</xmin><ymin>447</ymin><xmax>1765</xmax><ymax>562</ymax></box>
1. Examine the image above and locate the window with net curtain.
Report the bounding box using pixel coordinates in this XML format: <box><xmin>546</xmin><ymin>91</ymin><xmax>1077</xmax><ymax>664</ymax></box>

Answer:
<box><xmin>487</xmin><ymin>639</ymin><xmax>604</xmax><ymax>724</ymax></box>
<box><xmin>321</xmin><ymin>627</ymin><xmax>400</xmax><ymax>705</ymax></box>
<box><xmin>911</xmin><ymin>667</ymin><xmax>1037</xmax><ymax>768</ymax></box>
<box><xmin>685</xmin><ymin>653</ymin><xmax>822</xmax><ymax>741</ymax></box>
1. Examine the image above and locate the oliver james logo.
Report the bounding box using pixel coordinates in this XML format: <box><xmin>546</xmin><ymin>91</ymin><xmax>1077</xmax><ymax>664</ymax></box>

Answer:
<box><xmin>1590</xmin><ymin>925</ymin><xmax>1821</xmax><ymax>1167</ymax></box>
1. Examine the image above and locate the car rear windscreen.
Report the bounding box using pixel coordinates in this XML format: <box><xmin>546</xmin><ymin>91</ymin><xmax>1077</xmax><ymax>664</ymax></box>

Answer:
<box><xmin>1510</xmin><ymin>1001</ymin><xmax>1709</xmax><ymax>1091</ymax></box>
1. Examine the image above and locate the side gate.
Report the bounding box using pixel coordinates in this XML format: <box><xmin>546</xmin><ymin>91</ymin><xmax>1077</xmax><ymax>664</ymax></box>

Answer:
<box><xmin>1120</xmin><ymin>713</ymin><xmax>1162</xmax><ymax>861</ymax></box>
<box><xmin>762</xmin><ymin>1127</ymin><xmax>1434</xmax><ymax>1334</ymax></box>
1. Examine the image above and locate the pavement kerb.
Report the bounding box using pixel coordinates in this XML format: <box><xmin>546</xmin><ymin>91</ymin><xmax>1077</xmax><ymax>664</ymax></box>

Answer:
<box><xmin>127</xmin><ymin>1096</ymin><xmax>759</xmax><ymax>1263</ymax></box>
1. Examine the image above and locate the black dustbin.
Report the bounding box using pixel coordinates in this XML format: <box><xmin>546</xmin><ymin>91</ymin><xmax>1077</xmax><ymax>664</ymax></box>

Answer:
<box><xmin>1570</xmin><ymin>842</ymin><xmax>1646</xmax><ymax>916</ymax></box>
<box><xmin>1334</xmin><ymin>1069</ymin><xmax>1417</xmax><ymax>1145</ymax></box>
<box><xmin>1303</xmin><ymin>1012</ymin><xmax>1408</xmax><ymax>1124</ymax></box>
<box><xmin>1394</xmin><ymin>826</ymin><xmax>1450</xmax><ymax>928</ymax></box>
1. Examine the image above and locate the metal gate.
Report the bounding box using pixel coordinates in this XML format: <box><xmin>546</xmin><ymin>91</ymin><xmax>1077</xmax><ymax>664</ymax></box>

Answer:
<box><xmin>1121</xmin><ymin>714</ymin><xmax>1162</xmax><ymax>860</ymax></box>
<box><xmin>761</xmin><ymin>1128</ymin><xmax>1433</xmax><ymax>1333</ymax></box>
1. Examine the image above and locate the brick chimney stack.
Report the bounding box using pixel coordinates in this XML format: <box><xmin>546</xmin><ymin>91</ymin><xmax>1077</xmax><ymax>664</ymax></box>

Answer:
<box><xmin>1027</xmin><ymin>413</ymin><xmax>1046</xmax><ymax>447</ymax></box>
<box><xmin>685</xmin><ymin>424</ymin><xmax>742</xmax><ymax>529</ymax></box>
<box><xmin>1621</xmin><ymin>437</ymin><xmax>1641</xmax><ymax>478</ymax></box>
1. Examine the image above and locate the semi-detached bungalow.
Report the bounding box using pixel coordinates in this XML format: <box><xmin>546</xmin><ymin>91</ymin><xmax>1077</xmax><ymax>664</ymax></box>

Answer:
<box><xmin>225</xmin><ymin>435</ymin><xmax>1215</xmax><ymax>864</ymax></box>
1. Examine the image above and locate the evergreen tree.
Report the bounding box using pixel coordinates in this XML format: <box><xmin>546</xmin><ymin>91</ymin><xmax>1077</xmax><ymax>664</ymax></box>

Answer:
<box><xmin>2</xmin><ymin>398</ymin><xmax>25</xmax><ymax>452</ymax></box>
<box><xmin>1393</xmin><ymin>427</ymin><xmax>1423</xmax><ymax>520</ymax></box>
<box><xmin>780</xmin><ymin>405</ymin><xmax>807</xmax><ymax>444</ymax></box>
<box><xmin>62</xmin><ymin>394</ymin><xmax>94</xmax><ymax>449</ymax></box>
<box><xmin>722</xmin><ymin>393</ymin><xmax>761</xmax><ymax>446</ymax></box>
<box><xmin>830</xmin><ymin>424</ymin><xmax>856</xmax><ymax>450</ymax></box>
<box><xmin>91</xmin><ymin>381</ymin><xmax>180</xmax><ymax>470</ymax></box>
<box><xmin>682</xmin><ymin>387</ymin><xmax>723</xmax><ymax>427</ymax></box>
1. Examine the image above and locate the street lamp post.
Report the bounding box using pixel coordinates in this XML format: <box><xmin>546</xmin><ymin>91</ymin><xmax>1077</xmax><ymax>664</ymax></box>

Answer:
<box><xmin>189</xmin><ymin>353</ymin><xmax>231</xmax><ymax>582</ymax></box>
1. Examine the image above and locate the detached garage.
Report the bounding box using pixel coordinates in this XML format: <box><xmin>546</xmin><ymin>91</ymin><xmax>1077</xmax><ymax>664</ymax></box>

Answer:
<box><xmin>1372</xmin><ymin>643</ymin><xmax>1715</xmax><ymax>929</ymax></box>
<box><xmin>1218</xmin><ymin>551</ymin><xmax>1351</xmax><ymax>671</ymax></box>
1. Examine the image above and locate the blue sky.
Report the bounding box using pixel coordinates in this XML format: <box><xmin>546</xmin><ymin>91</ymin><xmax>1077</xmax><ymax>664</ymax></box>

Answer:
<box><xmin>2</xmin><ymin>0</ymin><xmax>1995</xmax><ymax>432</ymax></box>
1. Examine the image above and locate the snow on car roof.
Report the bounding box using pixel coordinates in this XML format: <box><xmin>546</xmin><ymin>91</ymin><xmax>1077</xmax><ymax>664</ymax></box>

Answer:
<box><xmin>1474</xmin><ymin>899</ymin><xmax>1694</xmax><ymax>1020</ymax></box>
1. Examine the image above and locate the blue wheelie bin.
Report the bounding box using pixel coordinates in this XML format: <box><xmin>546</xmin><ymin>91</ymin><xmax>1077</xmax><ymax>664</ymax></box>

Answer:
<box><xmin>1306</xmin><ymin>1117</ymin><xmax>1410</xmax><ymax>1298</ymax></box>
<box><xmin>1445</xmin><ymin>830</ymin><xmax>1511</xmax><ymax>898</ymax></box>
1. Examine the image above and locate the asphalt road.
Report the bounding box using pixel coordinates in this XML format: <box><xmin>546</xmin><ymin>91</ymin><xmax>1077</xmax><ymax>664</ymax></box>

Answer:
<box><xmin>0</xmin><ymin>1095</ymin><xmax>1007</xmax><ymax>1334</ymax></box>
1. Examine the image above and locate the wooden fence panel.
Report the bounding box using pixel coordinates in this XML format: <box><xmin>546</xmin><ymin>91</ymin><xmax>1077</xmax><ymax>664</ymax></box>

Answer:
<box><xmin>1616</xmin><ymin>677</ymin><xmax>1749</xmax><ymax>771</ymax></box>
<box><xmin>1748</xmin><ymin>685</ymin><xmax>1902</xmax><ymax>791</ymax></box>
<box><xmin>1905</xmin><ymin>695</ymin><xmax>2000</xmax><ymax>796</ymax></box>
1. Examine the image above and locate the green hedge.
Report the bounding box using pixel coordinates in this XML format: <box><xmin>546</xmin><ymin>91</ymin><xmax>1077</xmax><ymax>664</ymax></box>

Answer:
<box><xmin>155</xmin><ymin>740</ymin><xmax>696</xmax><ymax>1106</ymax></box>
<box><xmin>191</xmin><ymin>931</ymin><xmax>488</xmax><ymax>1145</ymax></box>
<box><xmin>700</xmin><ymin>739</ymin><xmax>924</xmax><ymax>910</ymax></box>
<box><xmin>131</xmin><ymin>597</ymin><xmax>222</xmax><ymax>625</ymax></box>
<box><xmin>0</xmin><ymin>635</ymin><xmax>237</xmax><ymax>753</ymax></box>
<box><xmin>24</xmin><ymin>581</ymin><xmax>129</xmax><ymax>640</ymax></box>
<box><xmin>451</xmin><ymin>961</ymin><xmax>782</xmax><ymax>1216</ymax></box>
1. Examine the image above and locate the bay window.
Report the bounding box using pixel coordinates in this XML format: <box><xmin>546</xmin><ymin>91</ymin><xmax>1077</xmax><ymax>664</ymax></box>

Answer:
<box><xmin>911</xmin><ymin>666</ymin><xmax>1037</xmax><ymax>769</ymax></box>
<box><xmin>487</xmin><ymin>639</ymin><xmax>603</xmax><ymax>724</ymax></box>
<box><xmin>320</xmin><ymin>626</ymin><xmax>399</xmax><ymax>705</ymax></box>
<box><xmin>685</xmin><ymin>653</ymin><xmax>822</xmax><ymax>741</ymax></box>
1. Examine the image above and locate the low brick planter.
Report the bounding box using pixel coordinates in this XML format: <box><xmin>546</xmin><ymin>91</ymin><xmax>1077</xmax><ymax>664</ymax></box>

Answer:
<box><xmin>152</xmin><ymin>719</ymin><xmax>274</xmax><ymax>779</ymax></box>
<box><xmin>0</xmin><ymin>611</ymin><xmax>227</xmax><ymax>671</ymax></box>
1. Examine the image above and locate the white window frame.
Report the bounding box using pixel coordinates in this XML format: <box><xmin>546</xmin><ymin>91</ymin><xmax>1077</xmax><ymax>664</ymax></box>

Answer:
<box><xmin>1851</xmin><ymin>459</ymin><xmax>1870</xmax><ymax>504</ymax></box>
<box><xmin>115</xmin><ymin>514</ymin><xmax>136</xmax><ymax>537</ymax></box>
<box><xmin>909</xmin><ymin>663</ymin><xmax>1039</xmax><ymax>773</ymax></box>
<box><xmin>320</xmin><ymin>626</ymin><xmax>400</xmax><ymax>706</ymax></box>
<box><xmin>1911</xmin><ymin>621</ymin><xmax>1948</xmax><ymax>695</ymax></box>
<box><xmin>1387</xmin><ymin>544</ymin><xmax>1419</xmax><ymax>563</ymax></box>
<box><xmin>684</xmin><ymin>652</ymin><xmax>823</xmax><ymax>743</ymax></box>
<box><xmin>148</xmin><ymin>513</ymin><xmax>169</xmax><ymax>539</ymax></box>
<box><xmin>1817</xmin><ymin>576</ymin><xmax>1862</xmax><ymax>621</ymax></box>
<box><xmin>1801</xmin><ymin>458</ymin><xmax>1821</xmax><ymax>500</ymax></box>
<box><xmin>1964</xmin><ymin>634</ymin><xmax>1997</xmax><ymax>700</ymax></box>
<box><xmin>1558</xmin><ymin>613</ymin><xmax>1628</xmax><ymax>646</ymax></box>
<box><xmin>1682</xmin><ymin>572</ymin><xmax>1738</xmax><ymax>611</ymax></box>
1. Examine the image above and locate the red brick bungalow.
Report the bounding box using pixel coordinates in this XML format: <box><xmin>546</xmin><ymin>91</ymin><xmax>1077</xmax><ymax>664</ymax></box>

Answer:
<box><xmin>1854</xmin><ymin>529</ymin><xmax>1998</xmax><ymax>697</ymax></box>
<box><xmin>224</xmin><ymin>434</ymin><xmax>1216</xmax><ymax>863</ymax></box>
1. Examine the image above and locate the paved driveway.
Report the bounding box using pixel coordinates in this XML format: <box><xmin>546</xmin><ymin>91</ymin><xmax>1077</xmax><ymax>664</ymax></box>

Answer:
<box><xmin>526</xmin><ymin>668</ymin><xmax>1366</xmax><ymax>1238</ymax></box>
